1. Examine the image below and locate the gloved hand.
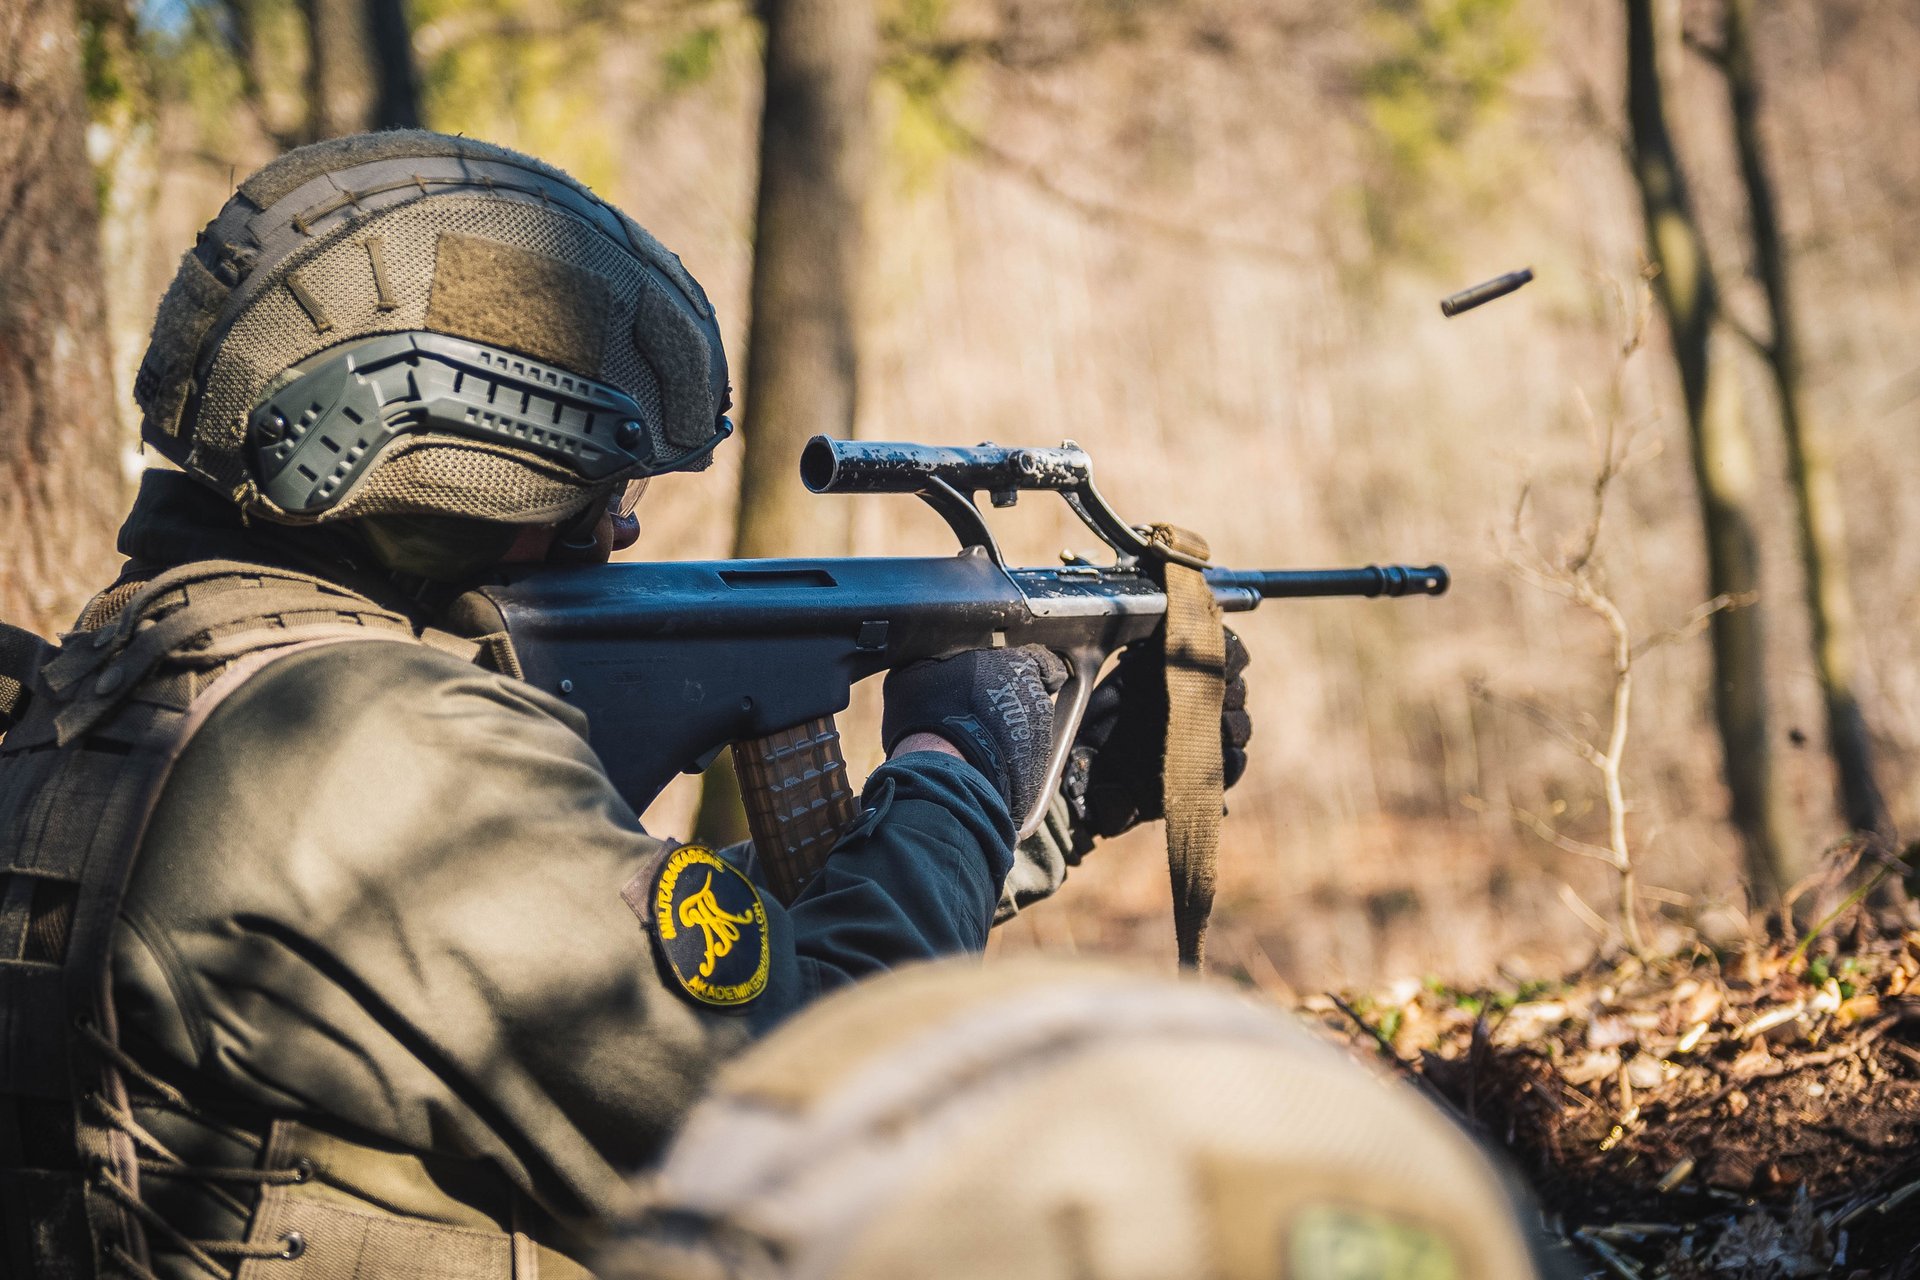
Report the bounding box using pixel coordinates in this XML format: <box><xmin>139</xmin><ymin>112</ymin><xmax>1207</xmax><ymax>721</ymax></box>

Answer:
<box><xmin>882</xmin><ymin>646</ymin><xmax>1069</xmax><ymax>819</ymax></box>
<box><xmin>1068</xmin><ymin>627</ymin><xmax>1251</xmax><ymax>846</ymax></box>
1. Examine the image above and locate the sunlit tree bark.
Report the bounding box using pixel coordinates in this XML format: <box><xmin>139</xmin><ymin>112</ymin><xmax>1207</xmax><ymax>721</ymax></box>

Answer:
<box><xmin>0</xmin><ymin>0</ymin><xmax>127</xmax><ymax>636</ymax></box>
<box><xmin>695</xmin><ymin>0</ymin><xmax>876</xmax><ymax>844</ymax></box>
<box><xmin>81</xmin><ymin>0</ymin><xmax>157</xmax><ymax>450</ymax></box>
<box><xmin>731</xmin><ymin>0</ymin><xmax>874</xmax><ymax>562</ymax></box>
<box><xmin>304</xmin><ymin>0</ymin><xmax>421</xmax><ymax>139</ymax></box>
<box><xmin>1720</xmin><ymin>0</ymin><xmax>1888</xmax><ymax>847</ymax></box>
<box><xmin>1624</xmin><ymin>0</ymin><xmax>1795</xmax><ymax>898</ymax></box>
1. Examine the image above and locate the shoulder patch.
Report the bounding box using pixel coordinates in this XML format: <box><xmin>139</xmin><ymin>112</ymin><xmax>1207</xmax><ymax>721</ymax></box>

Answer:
<box><xmin>650</xmin><ymin>845</ymin><xmax>770</xmax><ymax>1008</ymax></box>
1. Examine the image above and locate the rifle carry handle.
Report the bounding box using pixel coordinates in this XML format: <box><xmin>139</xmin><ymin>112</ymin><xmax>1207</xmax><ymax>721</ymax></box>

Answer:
<box><xmin>733</xmin><ymin>717</ymin><xmax>861</xmax><ymax>905</ymax></box>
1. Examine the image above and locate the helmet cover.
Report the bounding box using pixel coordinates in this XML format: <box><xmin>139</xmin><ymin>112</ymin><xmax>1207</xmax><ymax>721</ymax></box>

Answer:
<box><xmin>134</xmin><ymin>130</ymin><xmax>730</xmax><ymax>526</ymax></box>
<box><xmin>606</xmin><ymin>959</ymin><xmax>1553</xmax><ymax>1280</ymax></box>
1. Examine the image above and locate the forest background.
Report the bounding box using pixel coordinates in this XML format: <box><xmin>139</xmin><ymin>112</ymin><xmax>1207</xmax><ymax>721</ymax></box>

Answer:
<box><xmin>5</xmin><ymin>0</ymin><xmax>1918</xmax><ymax>995</ymax></box>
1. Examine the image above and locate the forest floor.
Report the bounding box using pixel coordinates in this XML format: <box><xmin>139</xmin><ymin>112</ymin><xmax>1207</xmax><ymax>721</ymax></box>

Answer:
<box><xmin>1308</xmin><ymin>914</ymin><xmax>1920</xmax><ymax>1279</ymax></box>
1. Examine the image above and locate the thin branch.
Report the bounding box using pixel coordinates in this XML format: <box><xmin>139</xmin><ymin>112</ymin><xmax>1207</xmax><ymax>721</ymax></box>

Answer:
<box><xmin>1558</xmin><ymin>882</ymin><xmax>1618</xmax><ymax>941</ymax></box>
<box><xmin>1638</xmin><ymin>883</ymin><xmax>1694</xmax><ymax>907</ymax></box>
<box><xmin>1502</xmin><ymin>552</ymin><xmax>1582</xmax><ymax>605</ymax></box>
<box><xmin>1680</xmin><ymin>29</ymin><xmax>1729</xmax><ymax>67</ymax></box>
<box><xmin>1496</xmin><ymin>317</ymin><xmax>1654</xmax><ymax>954</ymax></box>
<box><xmin>1630</xmin><ymin>591</ymin><xmax>1750</xmax><ymax>660</ymax></box>
<box><xmin>912</xmin><ymin>97</ymin><xmax>1307</xmax><ymax>263</ymax></box>
<box><xmin>1791</xmin><ymin>856</ymin><xmax>1898</xmax><ymax>965</ymax></box>
<box><xmin>1472</xmin><ymin>684</ymin><xmax>1606</xmax><ymax>770</ymax></box>
<box><xmin>1618</xmin><ymin>431</ymin><xmax>1666</xmax><ymax>472</ymax></box>
<box><xmin>1723</xmin><ymin>309</ymin><xmax>1778</xmax><ymax>362</ymax></box>
<box><xmin>1567</xmin><ymin>387</ymin><xmax>1618</xmax><ymax>573</ymax></box>
<box><xmin>1463</xmin><ymin>795</ymin><xmax>1620</xmax><ymax>865</ymax></box>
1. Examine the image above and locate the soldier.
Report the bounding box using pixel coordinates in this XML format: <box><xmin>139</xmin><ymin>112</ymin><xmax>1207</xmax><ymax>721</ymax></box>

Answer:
<box><xmin>0</xmin><ymin>131</ymin><xmax>1252</xmax><ymax>1279</ymax></box>
<box><xmin>607</xmin><ymin>958</ymin><xmax>1572</xmax><ymax>1280</ymax></box>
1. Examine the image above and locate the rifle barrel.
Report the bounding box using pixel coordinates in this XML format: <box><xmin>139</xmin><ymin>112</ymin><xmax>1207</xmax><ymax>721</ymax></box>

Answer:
<box><xmin>1206</xmin><ymin>564</ymin><xmax>1449</xmax><ymax>599</ymax></box>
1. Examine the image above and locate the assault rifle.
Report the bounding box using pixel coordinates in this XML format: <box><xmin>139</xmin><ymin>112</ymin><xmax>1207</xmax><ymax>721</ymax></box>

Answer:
<box><xmin>454</xmin><ymin>438</ymin><xmax>1448</xmax><ymax>901</ymax></box>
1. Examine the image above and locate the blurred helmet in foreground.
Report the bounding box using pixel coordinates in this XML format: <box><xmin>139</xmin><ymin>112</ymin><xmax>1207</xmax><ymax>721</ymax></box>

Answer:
<box><xmin>134</xmin><ymin>130</ymin><xmax>729</xmax><ymax>531</ymax></box>
<box><xmin>605</xmin><ymin>959</ymin><xmax>1554</xmax><ymax>1280</ymax></box>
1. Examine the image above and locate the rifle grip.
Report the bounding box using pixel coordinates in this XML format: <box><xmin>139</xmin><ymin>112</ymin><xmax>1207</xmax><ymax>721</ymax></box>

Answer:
<box><xmin>732</xmin><ymin>717</ymin><xmax>861</xmax><ymax>905</ymax></box>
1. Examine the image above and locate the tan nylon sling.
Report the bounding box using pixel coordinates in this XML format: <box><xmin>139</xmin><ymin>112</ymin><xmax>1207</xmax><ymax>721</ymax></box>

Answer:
<box><xmin>1147</xmin><ymin>526</ymin><xmax>1229</xmax><ymax>972</ymax></box>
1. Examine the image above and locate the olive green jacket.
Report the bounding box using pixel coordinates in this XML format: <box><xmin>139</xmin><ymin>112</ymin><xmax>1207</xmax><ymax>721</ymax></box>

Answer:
<box><xmin>99</xmin><ymin>474</ymin><xmax>1013</xmax><ymax>1235</ymax></box>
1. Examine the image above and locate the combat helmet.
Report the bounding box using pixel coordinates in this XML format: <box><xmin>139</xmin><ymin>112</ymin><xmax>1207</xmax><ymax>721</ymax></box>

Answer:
<box><xmin>606</xmin><ymin>958</ymin><xmax>1566</xmax><ymax>1280</ymax></box>
<box><xmin>133</xmin><ymin>130</ymin><xmax>729</xmax><ymax>539</ymax></box>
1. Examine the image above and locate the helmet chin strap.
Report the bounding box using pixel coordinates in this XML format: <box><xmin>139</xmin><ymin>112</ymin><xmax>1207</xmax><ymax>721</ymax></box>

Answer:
<box><xmin>548</xmin><ymin>499</ymin><xmax>611</xmax><ymax>565</ymax></box>
<box><xmin>546</xmin><ymin>495</ymin><xmax>640</xmax><ymax>565</ymax></box>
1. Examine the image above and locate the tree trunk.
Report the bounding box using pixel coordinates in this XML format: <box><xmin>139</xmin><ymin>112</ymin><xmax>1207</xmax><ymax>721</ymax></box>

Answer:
<box><xmin>731</xmin><ymin>0</ymin><xmax>873</xmax><ymax>563</ymax></box>
<box><xmin>1624</xmin><ymin>0</ymin><xmax>1796</xmax><ymax>898</ymax></box>
<box><xmin>80</xmin><ymin>0</ymin><xmax>157</xmax><ymax>450</ymax></box>
<box><xmin>1721</xmin><ymin>0</ymin><xmax>1889</xmax><ymax>844</ymax></box>
<box><xmin>0</xmin><ymin>0</ymin><xmax>128</xmax><ymax>637</ymax></box>
<box><xmin>304</xmin><ymin>0</ymin><xmax>421</xmax><ymax>140</ymax></box>
<box><xmin>693</xmin><ymin>0</ymin><xmax>876</xmax><ymax>845</ymax></box>
<box><xmin>225</xmin><ymin>0</ymin><xmax>309</xmax><ymax>148</ymax></box>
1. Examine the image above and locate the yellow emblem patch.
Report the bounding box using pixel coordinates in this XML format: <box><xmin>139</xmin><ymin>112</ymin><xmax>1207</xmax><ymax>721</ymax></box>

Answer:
<box><xmin>652</xmin><ymin>845</ymin><xmax>771</xmax><ymax>1007</ymax></box>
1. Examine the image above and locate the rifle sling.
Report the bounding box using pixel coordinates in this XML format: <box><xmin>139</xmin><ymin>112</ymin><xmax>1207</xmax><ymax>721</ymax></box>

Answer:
<box><xmin>1150</xmin><ymin>524</ymin><xmax>1227</xmax><ymax>971</ymax></box>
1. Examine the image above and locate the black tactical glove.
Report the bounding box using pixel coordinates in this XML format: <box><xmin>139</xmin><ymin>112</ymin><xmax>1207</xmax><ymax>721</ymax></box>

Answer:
<box><xmin>1068</xmin><ymin>627</ymin><xmax>1251</xmax><ymax>846</ymax></box>
<box><xmin>882</xmin><ymin>646</ymin><xmax>1069</xmax><ymax>819</ymax></box>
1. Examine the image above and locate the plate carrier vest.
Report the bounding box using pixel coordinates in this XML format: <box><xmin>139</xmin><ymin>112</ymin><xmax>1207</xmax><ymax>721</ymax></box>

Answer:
<box><xmin>0</xmin><ymin>562</ymin><xmax>589</xmax><ymax>1280</ymax></box>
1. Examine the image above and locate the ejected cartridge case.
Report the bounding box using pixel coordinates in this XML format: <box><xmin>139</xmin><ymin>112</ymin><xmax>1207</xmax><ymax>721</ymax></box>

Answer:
<box><xmin>1440</xmin><ymin>268</ymin><xmax>1534</xmax><ymax>317</ymax></box>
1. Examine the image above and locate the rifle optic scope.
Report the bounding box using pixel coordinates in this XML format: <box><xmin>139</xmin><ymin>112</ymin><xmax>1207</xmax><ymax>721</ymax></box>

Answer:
<box><xmin>801</xmin><ymin>437</ymin><xmax>1093</xmax><ymax>495</ymax></box>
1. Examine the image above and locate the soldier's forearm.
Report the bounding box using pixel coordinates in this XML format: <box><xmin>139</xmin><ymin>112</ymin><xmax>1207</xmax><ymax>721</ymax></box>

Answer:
<box><xmin>783</xmin><ymin>752</ymin><xmax>1012</xmax><ymax>994</ymax></box>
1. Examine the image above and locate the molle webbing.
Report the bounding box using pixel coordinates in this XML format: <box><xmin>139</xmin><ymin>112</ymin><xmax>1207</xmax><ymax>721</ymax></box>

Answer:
<box><xmin>37</xmin><ymin>563</ymin><xmax>416</xmax><ymax>746</ymax></box>
<box><xmin>0</xmin><ymin>562</ymin><xmax>418</xmax><ymax>1279</ymax></box>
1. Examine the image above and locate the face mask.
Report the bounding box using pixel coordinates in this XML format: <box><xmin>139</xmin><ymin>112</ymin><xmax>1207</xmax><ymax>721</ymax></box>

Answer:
<box><xmin>353</xmin><ymin>512</ymin><xmax>524</xmax><ymax>582</ymax></box>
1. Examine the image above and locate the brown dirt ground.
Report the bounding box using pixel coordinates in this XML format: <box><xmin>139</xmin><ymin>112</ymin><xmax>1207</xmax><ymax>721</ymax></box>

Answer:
<box><xmin>1309</xmin><ymin>923</ymin><xmax>1920</xmax><ymax>1278</ymax></box>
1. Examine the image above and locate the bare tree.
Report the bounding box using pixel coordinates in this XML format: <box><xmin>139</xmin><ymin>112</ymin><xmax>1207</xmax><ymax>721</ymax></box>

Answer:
<box><xmin>1707</xmin><ymin>0</ymin><xmax>1889</xmax><ymax>846</ymax></box>
<box><xmin>1477</xmin><ymin>291</ymin><xmax>1740</xmax><ymax>957</ymax></box>
<box><xmin>304</xmin><ymin>0</ymin><xmax>422</xmax><ymax>139</ymax></box>
<box><xmin>694</xmin><ymin>0</ymin><xmax>876</xmax><ymax>843</ymax></box>
<box><xmin>1487</xmin><ymin>429</ymin><xmax>1742</xmax><ymax>955</ymax></box>
<box><xmin>1623</xmin><ymin>0</ymin><xmax>1794</xmax><ymax>898</ymax></box>
<box><xmin>0</xmin><ymin>0</ymin><xmax>128</xmax><ymax>636</ymax></box>
<box><xmin>222</xmin><ymin>0</ymin><xmax>312</xmax><ymax>149</ymax></box>
<box><xmin>81</xmin><ymin>0</ymin><xmax>158</xmax><ymax>447</ymax></box>
<box><xmin>730</xmin><ymin>0</ymin><xmax>874</xmax><ymax>562</ymax></box>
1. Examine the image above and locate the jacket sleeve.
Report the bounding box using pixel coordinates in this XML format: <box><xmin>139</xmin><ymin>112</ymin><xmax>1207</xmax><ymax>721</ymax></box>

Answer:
<box><xmin>780</xmin><ymin>750</ymin><xmax>1014</xmax><ymax>1000</ymax></box>
<box><xmin>111</xmin><ymin>641</ymin><xmax>1012</xmax><ymax>1221</ymax></box>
